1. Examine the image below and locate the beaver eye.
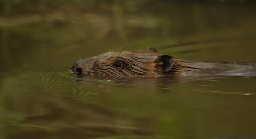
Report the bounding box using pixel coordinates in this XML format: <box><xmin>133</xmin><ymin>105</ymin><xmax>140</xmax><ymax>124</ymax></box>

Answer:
<box><xmin>114</xmin><ymin>61</ymin><xmax>123</xmax><ymax>68</ymax></box>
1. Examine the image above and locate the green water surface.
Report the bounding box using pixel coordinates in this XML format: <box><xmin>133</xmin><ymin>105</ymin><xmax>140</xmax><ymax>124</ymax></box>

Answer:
<box><xmin>1</xmin><ymin>1</ymin><xmax>256</xmax><ymax>139</ymax></box>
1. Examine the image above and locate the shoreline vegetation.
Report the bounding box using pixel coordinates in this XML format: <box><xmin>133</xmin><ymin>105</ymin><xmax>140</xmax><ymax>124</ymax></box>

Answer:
<box><xmin>1</xmin><ymin>0</ymin><xmax>255</xmax><ymax>27</ymax></box>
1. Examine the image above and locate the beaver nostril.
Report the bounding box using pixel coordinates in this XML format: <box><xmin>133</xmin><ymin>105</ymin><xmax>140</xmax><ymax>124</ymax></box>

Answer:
<box><xmin>76</xmin><ymin>68</ymin><xmax>83</xmax><ymax>75</ymax></box>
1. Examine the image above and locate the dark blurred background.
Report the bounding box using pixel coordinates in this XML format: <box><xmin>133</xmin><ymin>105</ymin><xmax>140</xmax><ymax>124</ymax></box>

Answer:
<box><xmin>1</xmin><ymin>0</ymin><xmax>256</xmax><ymax>71</ymax></box>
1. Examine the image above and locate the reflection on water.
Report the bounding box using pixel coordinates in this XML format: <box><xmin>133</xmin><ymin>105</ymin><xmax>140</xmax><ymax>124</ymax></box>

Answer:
<box><xmin>2</xmin><ymin>71</ymin><xmax>256</xmax><ymax>139</ymax></box>
<box><xmin>1</xmin><ymin>0</ymin><xmax>256</xmax><ymax>139</ymax></box>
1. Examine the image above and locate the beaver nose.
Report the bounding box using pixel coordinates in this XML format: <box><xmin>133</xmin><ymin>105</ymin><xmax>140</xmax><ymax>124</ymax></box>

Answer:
<box><xmin>70</xmin><ymin>61</ymin><xmax>84</xmax><ymax>75</ymax></box>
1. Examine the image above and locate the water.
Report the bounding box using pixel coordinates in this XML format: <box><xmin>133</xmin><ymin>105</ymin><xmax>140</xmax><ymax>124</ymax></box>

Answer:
<box><xmin>1</xmin><ymin>1</ymin><xmax>256</xmax><ymax>139</ymax></box>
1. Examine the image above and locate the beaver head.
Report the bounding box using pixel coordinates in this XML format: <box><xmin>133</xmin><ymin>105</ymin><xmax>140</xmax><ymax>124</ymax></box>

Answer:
<box><xmin>71</xmin><ymin>47</ymin><xmax>174</xmax><ymax>77</ymax></box>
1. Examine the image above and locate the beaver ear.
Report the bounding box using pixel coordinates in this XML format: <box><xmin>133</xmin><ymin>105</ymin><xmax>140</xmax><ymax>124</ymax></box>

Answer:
<box><xmin>147</xmin><ymin>47</ymin><xmax>157</xmax><ymax>53</ymax></box>
<box><xmin>161</xmin><ymin>55</ymin><xmax>174</xmax><ymax>72</ymax></box>
<box><xmin>155</xmin><ymin>54</ymin><xmax>174</xmax><ymax>72</ymax></box>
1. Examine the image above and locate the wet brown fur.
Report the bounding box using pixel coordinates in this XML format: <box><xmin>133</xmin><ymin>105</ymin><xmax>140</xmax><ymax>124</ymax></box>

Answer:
<box><xmin>71</xmin><ymin>48</ymin><xmax>256</xmax><ymax>77</ymax></box>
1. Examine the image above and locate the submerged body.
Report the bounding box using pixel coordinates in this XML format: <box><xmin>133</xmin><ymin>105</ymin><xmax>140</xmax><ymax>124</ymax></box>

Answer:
<box><xmin>71</xmin><ymin>48</ymin><xmax>256</xmax><ymax>77</ymax></box>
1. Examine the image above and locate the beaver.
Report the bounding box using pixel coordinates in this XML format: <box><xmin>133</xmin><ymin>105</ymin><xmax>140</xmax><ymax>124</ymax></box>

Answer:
<box><xmin>71</xmin><ymin>47</ymin><xmax>256</xmax><ymax>77</ymax></box>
